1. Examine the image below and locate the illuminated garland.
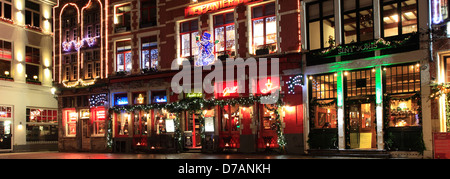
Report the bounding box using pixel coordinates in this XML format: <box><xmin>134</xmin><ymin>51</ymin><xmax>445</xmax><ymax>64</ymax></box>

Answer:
<box><xmin>62</xmin><ymin>77</ymin><xmax>99</xmax><ymax>88</ymax></box>
<box><xmin>264</xmin><ymin>100</ymin><xmax>287</xmax><ymax>153</ymax></box>
<box><xmin>430</xmin><ymin>83</ymin><xmax>450</xmax><ymax>131</ymax></box>
<box><xmin>286</xmin><ymin>74</ymin><xmax>304</xmax><ymax>94</ymax></box>
<box><xmin>312</xmin><ymin>33</ymin><xmax>417</xmax><ymax>57</ymax></box>
<box><xmin>109</xmin><ymin>95</ymin><xmax>288</xmax><ymax>153</ymax></box>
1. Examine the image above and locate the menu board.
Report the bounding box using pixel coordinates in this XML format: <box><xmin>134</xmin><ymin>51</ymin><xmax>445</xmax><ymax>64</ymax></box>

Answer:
<box><xmin>434</xmin><ymin>133</ymin><xmax>450</xmax><ymax>159</ymax></box>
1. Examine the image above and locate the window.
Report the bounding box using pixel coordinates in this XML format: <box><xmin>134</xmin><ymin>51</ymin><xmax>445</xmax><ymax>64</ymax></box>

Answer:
<box><xmin>116</xmin><ymin>40</ymin><xmax>132</xmax><ymax>72</ymax></box>
<box><xmin>307</xmin><ymin>0</ymin><xmax>335</xmax><ymax>50</ymax></box>
<box><xmin>95</xmin><ymin>24</ymin><xmax>100</xmax><ymax>37</ymax></box>
<box><xmin>0</xmin><ymin>59</ymin><xmax>11</xmax><ymax>78</ymax></box>
<box><xmin>134</xmin><ymin>111</ymin><xmax>149</xmax><ymax>136</ymax></box>
<box><xmin>25</xmin><ymin>46</ymin><xmax>40</xmax><ymax>64</ymax></box>
<box><xmin>86</xmin><ymin>63</ymin><xmax>93</xmax><ymax>79</ymax></box>
<box><xmin>221</xmin><ymin>105</ymin><xmax>240</xmax><ymax>132</ymax></box>
<box><xmin>65</xmin><ymin>30</ymin><xmax>70</xmax><ymax>42</ymax></box>
<box><xmin>180</xmin><ymin>19</ymin><xmax>199</xmax><ymax>58</ymax></box>
<box><xmin>91</xmin><ymin>107</ymin><xmax>106</xmax><ymax>136</ymax></box>
<box><xmin>0</xmin><ymin>40</ymin><xmax>12</xmax><ymax>77</ymax></box>
<box><xmin>388</xmin><ymin>94</ymin><xmax>421</xmax><ymax>127</ymax></box>
<box><xmin>155</xmin><ymin>109</ymin><xmax>172</xmax><ymax>135</ymax></box>
<box><xmin>26</xmin><ymin>64</ymin><xmax>39</xmax><ymax>82</ymax></box>
<box><xmin>65</xmin><ymin>66</ymin><xmax>70</xmax><ymax>81</ymax></box>
<box><xmin>140</xmin><ymin>0</ymin><xmax>157</xmax><ymax>27</ymax></box>
<box><xmin>25</xmin><ymin>0</ymin><xmax>40</xmax><ymax>28</ymax></box>
<box><xmin>63</xmin><ymin>109</ymin><xmax>77</xmax><ymax>137</ymax></box>
<box><xmin>345</xmin><ymin>69</ymin><xmax>376</xmax><ymax>97</ymax></box>
<box><xmin>87</xmin><ymin>26</ymin><xmax>92</xmax><ymax>38</ymax></box>
<box><xmin>382</xmin><ymin>0</ymin><xmax>417</xmax><ymax>37</ymax></box>
<box><xmin>385</xmin><ymin>63</ymin><xmax>420</xmax><ymax>94</ymax></box>
<box><xmin>132</xmin><ymin>92</ymin><xmax>147</xmax><ymax>105</ymax></box>
<box><xmin>0</xmin><ymin>105</ymin><xmax>12</xmax><ymax>118</ymax></box>
<box><xmin>72</xmin><ymin>65</ymin><xmax>77</xmax><ymax>80</ymax></box>
<box><xmin>385</xmin><ymin>63</ymin><xmax>421</xmax><ymax>128</ymax></box>
<box><xmin>214</xmin><ymin>12</ymin><xmax>235</xmax><ymax>57</ymax></box>
<box><xmin>252</xmin><ymin>2</ymin><xmax>277</xmax><ymax>54</ymax></box>
<box><xmin>26</xmin><ymin>108</ymin><xmax>58</xmax><ymax>142</ymax></box>
<box><xmin>116</xmin><ymin>112</ymin><xmax>130</xmax><ymax>136</ymax></box>
<box><xmin>342</xmin><ymin>0</ymin><xmax>374</xmax><ymax>44</ymax></box>
<box><xmin>115</xmin><ymin>4</ymin><xmax>131</xmax><ymax>29</ymax></box>
<box><xmin>95</xmin><ymin>62</ymin><xmax>101</xmax><ymax>77</ymax></box>
<box><xmin>0</xmin><ymin>0</ymin><xmax>12</xmax><ymax>20</ymax></box>
<box><xmin>310</xmin><ymin>73</ymin><xmax>337</xmax><ymax>100</ymax></box>
<box><xmin>73</xmin><ymin>29</ymin><xmax>77</xmax><ymax>41</ymax></box>
<box><xmin>141</xmin><ymin>36</ymin><xmax>158</xmax><ymax>69</ymax></box>
<box><xmin>309</xmin><ymin>73</ymin><xmax>338</xmax><ymax>130</ymax></box>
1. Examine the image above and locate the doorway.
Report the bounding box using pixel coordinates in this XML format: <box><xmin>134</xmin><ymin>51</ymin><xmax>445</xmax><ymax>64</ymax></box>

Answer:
<box><xmin>0</xmin><ymin>120</ymin><xmax>12</xmax><ymax>151</ymax></box>
<box><xmin>347</xmin><ymin>102</ymin><xmax>376</xmax><ymax>149</ymax></box>
<box><xmin>184</xmin><ymin>111</ymin><xmax>202</xmax><ymax>149</ymax></box>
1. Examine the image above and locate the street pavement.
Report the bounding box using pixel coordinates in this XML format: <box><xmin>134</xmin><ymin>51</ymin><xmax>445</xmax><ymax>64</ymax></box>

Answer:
<box><xmin>0</xmin><ymin>151</ymin><xmax>369</xmax><ymax>159</ymax></box>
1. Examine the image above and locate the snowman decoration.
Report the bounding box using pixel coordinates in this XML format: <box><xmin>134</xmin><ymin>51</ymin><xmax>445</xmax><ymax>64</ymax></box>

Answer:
<box><xmin>195</xmin><ymin>31</ymin><xmax>219</xmax><ymax>66</ymax></box>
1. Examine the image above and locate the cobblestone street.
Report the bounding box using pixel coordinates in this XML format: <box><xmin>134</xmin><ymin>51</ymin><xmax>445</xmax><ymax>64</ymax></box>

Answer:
<box><xmin>0</xmin><ymin>151</ymin><xmax>371</xmax><ymax>159</ymax></box>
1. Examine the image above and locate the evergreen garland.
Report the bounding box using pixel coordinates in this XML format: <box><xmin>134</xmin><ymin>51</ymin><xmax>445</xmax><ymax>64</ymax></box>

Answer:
<box><xmin>107</xmin><ymin>95</ymin><xmax>287</xmax><ymax>152</ymax></box>
<box><xmin>264</xmin><ymin>99</ymin><xmax>287</xmax><ymax>153</ymax></box>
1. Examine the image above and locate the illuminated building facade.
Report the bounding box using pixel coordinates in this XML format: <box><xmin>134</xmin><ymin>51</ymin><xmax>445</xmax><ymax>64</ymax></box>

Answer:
<box><xmin>0</xmin><ymin>0</ymin><xmax>57</xmax><ymax>152</ymax></box>
<box><xmin>53</xmin><ymin>0</ymin><xmax>109</xmax><ymax>152</ymax></box>
<box><xmin>301</xmin><ymin>0</ymin><xmax>432</xmax><ymax>158</ymax></box>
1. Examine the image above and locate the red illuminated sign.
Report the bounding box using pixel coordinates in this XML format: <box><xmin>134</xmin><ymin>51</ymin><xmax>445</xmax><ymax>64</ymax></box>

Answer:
<box><xmin>255</xmin><ymin>77</ymin><xmax>280</xmax><ymax>94</ymax></box>
<box><xmin>215</xmin><ymin>81</ymin><xmax>239</xmax><ymax>98</ymax></box>
<box><xmin>185</xmin><ymin>0</ymin><xmax>258</xmax><ymax>17</ymax></box>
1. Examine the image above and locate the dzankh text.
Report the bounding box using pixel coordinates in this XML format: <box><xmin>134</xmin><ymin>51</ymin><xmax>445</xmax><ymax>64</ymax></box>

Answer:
<box><xmin>223</xmin><ymin>163</ymin><xmax>271</xmax><ymax>174</ymax></box>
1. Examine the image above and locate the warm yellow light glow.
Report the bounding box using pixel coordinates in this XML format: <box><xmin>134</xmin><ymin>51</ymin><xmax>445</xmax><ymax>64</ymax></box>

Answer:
<box><xmin>16</xmin><ymin>63</ymin><xmax>23</xmax><ymax>74</ymax></box>
<box><xmin>16</xmin><ymin>52</ymin><xmax>23</xmax><ymax>62</ymax></box>
<box><xmin>284</xmin><ymin>106</ymin><xmax>295</xmax><ymax>112</ymax></box>
<box><xmin>51</xmin><ymin>87</ymin><xmax>56</xmax><ymax>95</ymax></box>
<box><xmin>16</xmin><ymin>1</ymin><xmax>23</xmax><ymax>10</ymax></box>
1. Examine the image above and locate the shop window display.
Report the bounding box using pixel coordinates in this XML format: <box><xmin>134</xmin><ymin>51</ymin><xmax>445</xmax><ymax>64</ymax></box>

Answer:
<box><xmin>221</xmin><ymin>105</ymin><xmax>240</xmax><ymax>132</ymax></box>
<box><xmin>388</xmin><ymin>94</ymin><xmax>420</xmax><ymax>127</ymax></box>
<box><xmin>116</xmin><ymin>112</ymin><xmax>130</xmax><ymax>136</ymax></box>
<box><xmin>63</xmin><ymin>109</ymin><xmax>77</xmax><ymax>137</ymax></box>
<box><xmin>26</xmin><ymin>107</ymin><xmax>58</xmax><ymax>142</ymax></box>
<box><xmin>312</xmin><ymin>101</ymin><xmax>337</xmax><ymax>129</ymax></box>
<box><xmin>154</xmin><ymin>109</ymin><xmax>175</xmax><ymax>134</ymax></box>
<box><xmin>91</xmin><ymin>107</ymin><xmax>106</xmax><ymax>136</ymax></box>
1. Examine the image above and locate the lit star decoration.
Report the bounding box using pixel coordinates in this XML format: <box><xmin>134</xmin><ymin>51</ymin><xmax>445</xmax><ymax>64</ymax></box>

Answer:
<box><xmin>286</xmin><ymin>74</ymin><xmax>304</xmax><ymax>94</ymax></box>
<box><xmin>89</xmin><ymin>93</ymin><xmax>107</xmax><ymax>108</ymax></box>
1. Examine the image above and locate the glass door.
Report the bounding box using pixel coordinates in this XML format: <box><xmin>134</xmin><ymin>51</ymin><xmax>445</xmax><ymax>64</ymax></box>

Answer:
<box><xmin>348</xmin><ymin>102</ymin><xmax>376</xmax><ymax>149</ymax></box>
<box><xmin>185</xmin><ymin>111</ymin><xmax>202</xmax><ymax>149</ymax></box>
<box><xmin>0</xmin><ymin>120</ymin><xmax>12</xmax><ymax>150</ymax></box>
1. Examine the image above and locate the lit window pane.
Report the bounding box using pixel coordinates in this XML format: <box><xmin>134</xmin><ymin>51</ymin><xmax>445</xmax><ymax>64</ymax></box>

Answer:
<box><xmin>125</xmin><ymin>52</ymin><xmax>132</xmax><ymax>71</ymax></box>
<box><xmin>181</xmin><ymin>33</ymin><xmax>190</xmax><ymax>57</ymax></box>
<box><xmin>309</xmin><ymin>21</ymin><xmax>320</xmax><ymax>50</ymax></box>
<box><xmin>191</xmin><ymin>31</ymin><xmax>199</xmax><ymax>57</ymax></box>
<box><xmin>265</xmin><ymin>16</ymin><xmax>277</xmax><ymax>44</ymax></box>
<box><xmin>253</xmin><ymin>19</ymin><xmax>264</xmax><ymax>48</ymax></box>
<box><xmin>214</xmin><ymin>26</ymin><xmax>225</xmax><ymax>52</ymax></box>
<box><xmin>226</xmin><ymin>25</ymin><xmax>235</xmax><ymax>52</ymax></box>
<box><xmin>117</xmin><ymin>53</ymin><xmax>124</xmax><ymax>71</ymax></box>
